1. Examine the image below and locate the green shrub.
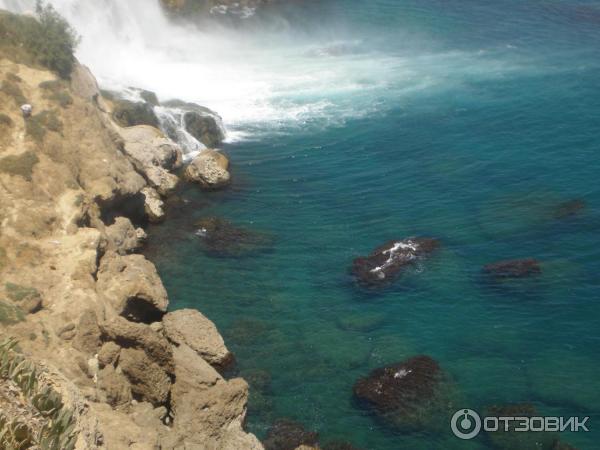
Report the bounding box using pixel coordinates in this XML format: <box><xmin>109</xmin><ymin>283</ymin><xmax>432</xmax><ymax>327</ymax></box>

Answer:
<box><xmin>5</xmin><ymin>283</ymin><xmax>40</xmax><ymax>302</ymax></box>
<box><xmin>39</xmin><ymin>79</ymin><xmax>73</xmax><ymax>108</ymax></box>
<box><xmin>0</xmin><ymin>301</ymin><xmax>25</xmax><ymax>324</ymax></box>
<box><xmin>6</xmin><ymin>72</ymin><xmax>22</xmax><ymax>83</ymax></box>
<box><xmin>25</xmin><ymin>110</ymin><xmax>63</xmax><ymax>142</ymax></box>
<box><xmin>0</xmin><ymin>113</ymin><xmax>12</xmax><ymax>127</ymax></box>
<box><xmin>112</xmin><ymin>99</ymin><xmax>159</xmax><ymax>128</ymax></box>
<box><xmin>0</xmin><ymin>79</ymin><xmax>27</xmax><ymax>105</ymax></box>
<box><xmin>0</xmin><ymin>151</ymin><xmax>40</xmax><ymax>181</ymax></box>
<box><xmin>0</xmin><ymin>247</ymin><xmax>6</xmax><ymax>270</ymax></box>
<box><xmin>0</xmin><ymin>2</ymin><xmax>79</xmax><ymax>79</ymax></box>
<box><xmin>0</xmin><ymin>338</ymin><xmax>78</xmax><ymax>450</ymax></box>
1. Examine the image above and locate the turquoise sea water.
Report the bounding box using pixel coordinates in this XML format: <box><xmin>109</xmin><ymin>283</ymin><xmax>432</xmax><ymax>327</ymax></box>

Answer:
<box><xmin>146</xmin><ymin>1</ymin><xmax>600</xmax><ymax>448</ymax></box>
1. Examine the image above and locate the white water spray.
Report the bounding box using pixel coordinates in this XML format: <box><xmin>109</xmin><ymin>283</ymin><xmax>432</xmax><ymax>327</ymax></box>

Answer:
<box><xmin>0</xmin><ymin>0</ymin><xmax>531</xmax><ymax>141</ymax></box>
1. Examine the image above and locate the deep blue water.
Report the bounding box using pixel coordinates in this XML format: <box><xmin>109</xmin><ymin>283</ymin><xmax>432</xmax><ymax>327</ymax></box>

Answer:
<box><xmin>146</xmin><ymin>1</ymin><xmax>600</xmax><ymax>448</ymax></box>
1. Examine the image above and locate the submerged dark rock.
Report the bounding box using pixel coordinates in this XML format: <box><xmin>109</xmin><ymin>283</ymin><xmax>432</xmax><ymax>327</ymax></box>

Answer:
<box><xmin>553</xmin><ymin>199</ymin><xmax>585</xmax><ymax>219</ymax></box>
<box><xmin>353</xmin><ymin>355</ymin><xmax>452</xmax><ymax>431</ymax></box>
<box><xmin>323</xmin><ymin>441</ymin><xmax>363</xmax><ymax>450</ymax></box>
<box><xmin>194</xmin><ymin>216</ymin><xmax>272</xmax><ymax>257</ymax></box>
<box><xmin>485</xmin><ymin>404</ymin><xmax>558</xmax><ymax>450</ymax></box>
<box><xmin>263</xmin><ymin>419</ymin><xmax>319</xmax><ymax>450</ymax></box>
<box><xmin>351</xmin><ymin>238</ymin><xmax>439</xmax><ymax>286</ymax></box>
<box><xmin>483</xmin><ymin>258</ymin><xmax>541</xmax><ymax>279</ymax></box>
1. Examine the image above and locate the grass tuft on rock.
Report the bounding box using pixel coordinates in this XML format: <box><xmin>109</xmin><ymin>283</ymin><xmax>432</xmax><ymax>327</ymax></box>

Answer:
<box><xmin>0</xmin><ymin>2</ymin><xmax>79</xmax><ymax>78</ymax></box>
<box><xmin>0</xmin><ymin>301</ymin><xmax>25</xmax><ymax>325</ymax></box>
<box><xmin>5</xmin><ymin>283</ymin><xmax>40</xmax><ymax>302</ymax></box>
<box><xmin>0</xmin><ymin>151</ymin><xmax>40</xmax><ymax>181</ymax></box>
<box><xmin>0</xmin><ymin>113</ymin><xmax>13</xmax><ymax>128</ymax></box>
<box><xmin>0</xmin><ymin>338</ymin><xmax>78</xmax><ymax>449</ymax></box>
<box><xmin>25</xmin><ymin>110</ymin><xmax>63</xmax><ymax>142</ymax></box>
<box><xmin>0</xmin><ymin>79</ymin><xmax>27</xmax><ymax>105</ymax></box>
<box><xmin>39</xmin><ymin>79</ymin><xmax>73</xmax><ymax>108</ymax></box>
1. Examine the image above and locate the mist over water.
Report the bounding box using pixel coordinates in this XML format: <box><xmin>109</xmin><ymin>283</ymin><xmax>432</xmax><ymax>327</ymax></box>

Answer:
<box><xmin>0</xmin><ymin>0</ymin><xmax>546</xmax><ymax>138</ymax></box>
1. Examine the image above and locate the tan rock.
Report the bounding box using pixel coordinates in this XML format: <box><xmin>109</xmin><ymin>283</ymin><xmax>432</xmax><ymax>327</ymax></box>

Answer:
<box><xmin>97</xmin><ymin>341</ymin><xmax>121</xmax><ymax>368</ymax></box>
<box><xmin>100</xmin><ymin>316</ymin><xmax>174</xmax><ymax>373</ymax></box>
<box><xmin>119</xmin><ymin>347</ymin><xmax>171</xmax><ymax>406</ymax></box>
<box><xmin>172</xmin><ymin>343</ymin><xmax>221</xmax><ymax>391</ymax></box>
<box><xmin>57</xmin><ymin>323</ymin><xmax>77</xmax><ymax>340</ymax></box>
<box><xmin>141</xmin><ymin>186</ymin><xmax>165</xmax><ymax>223</ymax></box>
<box><xmin>97</xmin><ymin>365</ymin><xmax>132</xmax><ymax>407</ymax></box>
<box><xmin>163</xmin><ymin>308</ymin><xmax>233</xmax><ymax>369</ymax></box>
<box><xmin>184</xmin><ymin>150</ymin><xmax>231</xmax><ymax>190</ymax></box>
<box><xmin>96</xmin><ymin>253</ymin><xmax>168</xmax><ymax>323</ymax></box>
<box><xmin>72</xmin><ymin>309</ymin><xmax>102</xmax><ymax>354</ymax></box>
<box><xmin>119</xmin><ymin>125</ymin><xmax>182</xmax><ymax>196</ymax></box>
<box><xmin>104</xmin><ymin>217</ymin><xmax>144</xmax><ymax>255</ymax></box>
<box><xmin>70</xmin><ymin>62</ymin><xmax>100</xmax><ymax>101</ymax></box>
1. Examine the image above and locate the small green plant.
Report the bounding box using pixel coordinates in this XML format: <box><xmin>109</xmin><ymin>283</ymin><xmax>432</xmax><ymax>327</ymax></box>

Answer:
<box><xmin>25</xmin><ymin>110</ymin><xmax>63</xmax><ymax>142</ymax></box>
<box><xmin>39</xmin><ymin>79</ymin><xmax>73</xmax><ymax>108</ymax></box>
<box><xmin>6</xmin><ymin>73</ymin><xmax>22</xmax><ymax>83</ymax></box>
<box><xmin>0</xmin><ymin>3</ymin><xmax>79</xmax><ymax>79</ymax></box>
<box><xmin>0</xmin><ymin>79</ymin><xmax>27</xmax><ymax>105</ymax></box>
<box><xmin>0</xmin><ymin>151</ymin><xmax>40</xmax><ymax>181</ymax></box>
<box><xmin>0</xmin><ymin>338</ymin><xmax>78</xmax><ymax>450</ymax></box>
<box><xmin>0</xmin><ymin>301</ymin><xmax>25</xmax><ymax>325</ymax></box>
<box><xmin>0</xmin><ymin>113</ymin><xmax>13</xmax><ymax>127</ymax></box>
<box><xmin>5</xmin><ymin>283</ymin><xmax>40</xmax><ymax>302</ymax></box>
<box><xmin>0</xmin><ymin>248</ymin><xmax>6</xmax><ymax>271</ymax></box>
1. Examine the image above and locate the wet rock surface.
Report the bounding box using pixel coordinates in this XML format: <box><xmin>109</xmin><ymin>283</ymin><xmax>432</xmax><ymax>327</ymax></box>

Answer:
<box><xmin>112</xmin><ymin>99</ymin><xmax>159</xmax><ymax>128</ymax></box>
<box><xmin>553</xmin><ymin>198</ymin><xmax>585</xmax><ymax>219</ymax></box>
<box><xmin>351</xmin><ymin>238</ymin><xmax>440</xmax><ymax>286</ymax></box>
<box><xmin>161</xmin><ymin>99</ymin><xmax>225</xmax><ymax>149</ymax></box>
<box><xmin>194</xmin><ymin>216</ymin><xmax>273</xmax><ymax>257</ymax></box>
<box><xmin>353</xmin><ymin>355</ymin><xmax>453</xmax><ymax>431</ymax></box>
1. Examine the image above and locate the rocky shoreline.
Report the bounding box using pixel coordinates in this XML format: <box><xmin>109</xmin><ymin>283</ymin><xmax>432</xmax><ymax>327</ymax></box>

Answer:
<box><xmin>0</xmin><ymin>46</ymin><xmax>262</xmax><ymax>447</ymax></box>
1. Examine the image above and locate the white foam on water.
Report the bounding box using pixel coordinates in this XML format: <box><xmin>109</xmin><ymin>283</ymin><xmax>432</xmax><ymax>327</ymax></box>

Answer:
<box><xmin>0</xmin><ymin>0</ymin><xmax>533</xmax><ymax>139</ymax></box>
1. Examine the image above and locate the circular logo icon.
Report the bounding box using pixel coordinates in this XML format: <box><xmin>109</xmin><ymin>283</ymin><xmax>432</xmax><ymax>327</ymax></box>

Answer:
<box><xmin>451</xmin><ymin>409</ymin><xmax>482</xmax><ymax>440</ymax></box>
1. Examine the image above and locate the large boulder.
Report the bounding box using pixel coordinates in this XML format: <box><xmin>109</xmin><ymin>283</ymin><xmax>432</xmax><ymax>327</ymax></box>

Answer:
<box><xmin>112</xmin><ymin>99</ymin><xmax>159</xmax><ymax>128</ymax></box>
<box><xmin>72</xmin><ymin>309</ymin><xmax>102</xmax><ymax>354</ymax></box>
<box><xmin>141</xmin><ymin>186</ymin><xmax>166</xmax><ymax>223</ymax></box>
<box><xmin>97</xmin><ymin>365</ymin><xmax>133</xmax><ymax>407</ymax></box>
<box><xmin>184</xmin><ymin>150</ymin><xmax>231</xmax><ymax>190</ymax></box>
<box><xmin>263</xmin><ymin>420</ymin><xmax>319</xmax><ymax>450</ymax></box>
<box><xmin>183</xmin><ymin>111</ymin><xmax>225</xmax><ymax>148</ymax></box>
<box><xmin>105</xmin><ymin>217</ymin><xmax>146</xmax><ymax>255</ymax></box>
<box><xmin>118</xmin><ymin>125</ymin><xmax>182</xmax><ymax>196</ymax></box>
<box><xmin>161</xmin><ymin>99</ymin><xmax>225</xmax><ymax>148</ymax></box>
<box><xmin>351</xmin><ymin>238</ymin><xmax>439</xmax><ymax>286</ymax></box>
<box><xmin>100</xmin><ymin>316</ymin><xmax>174</xmax><ymax>373</ymax></box>
<box><xmin>166</xmin><ymin>345</ymin><xmax>262</xmax><ymax>449</ymax></box>
<box><xmin>483</xmin><ymin>258</ymin><xmax>541</xmax><ymax>279</ymax></box>
<box><xmin>163</xmin><ymin>308</ymin><xmax>233</xmax><ymax>369</ymax></box>
<box><xmin>119</xmin><ymin>347</ymin><xmax>171</xmax><ymax>406</ymax></box>
<box><xmin>353</xmin><ymin>355</ymin><xmax>453</xmax><ymax>431</ymax></box>
<box><xmin>96</xmin><ymin>253</ymin><xmax>169</xmax><ymax>323</ymax></box>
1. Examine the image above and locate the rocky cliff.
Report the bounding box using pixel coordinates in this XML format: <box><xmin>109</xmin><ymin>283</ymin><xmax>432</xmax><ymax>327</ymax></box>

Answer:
<box><xmin>0</xmin><ymin>47</ymin><xmax>262</xmax><ymax>450</ymax></box>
